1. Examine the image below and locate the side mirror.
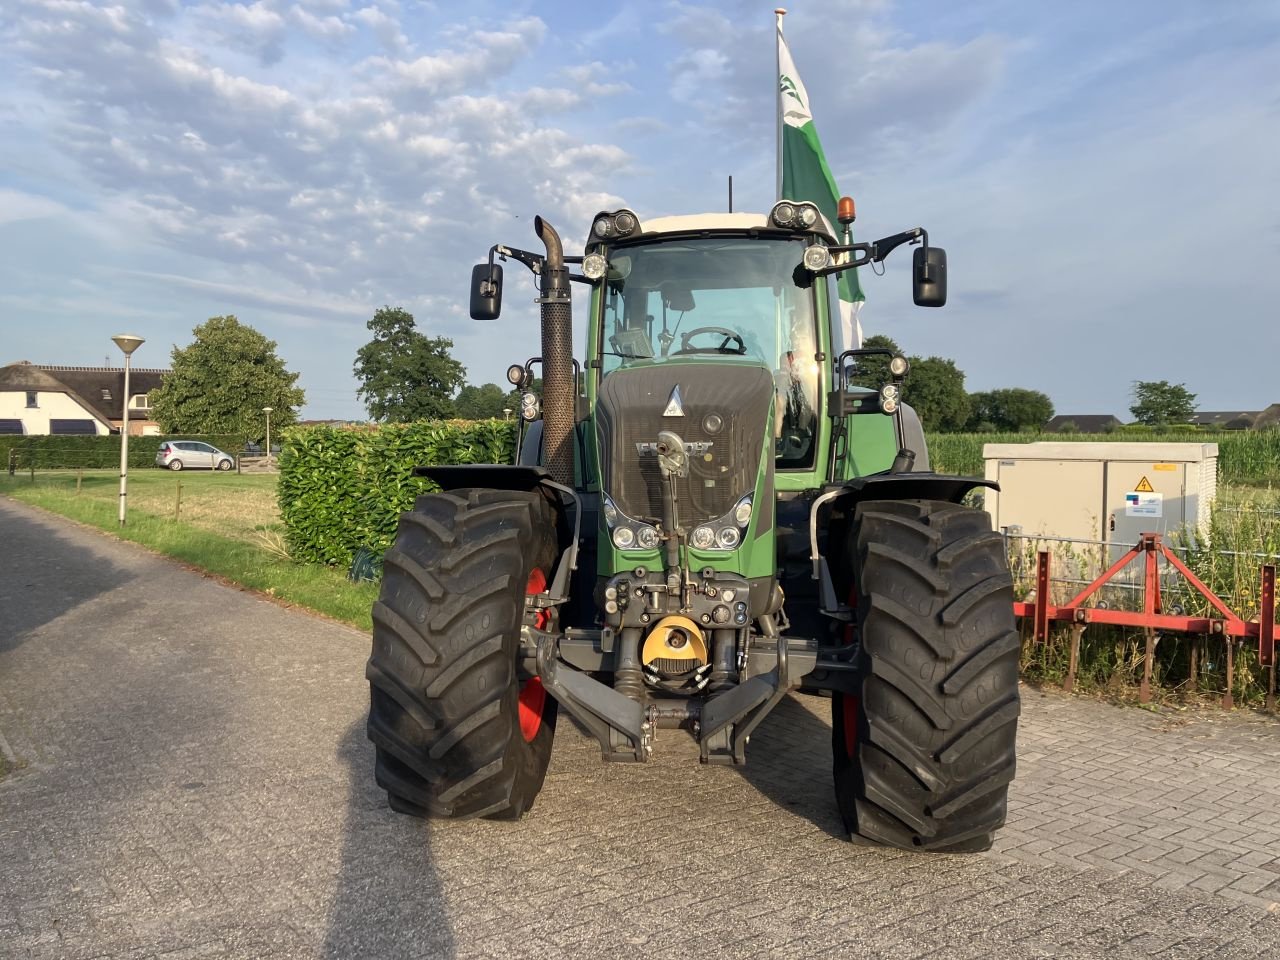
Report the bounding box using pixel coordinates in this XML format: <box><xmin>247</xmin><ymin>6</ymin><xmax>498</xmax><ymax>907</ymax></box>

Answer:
<box><xmin>912</xmin><ymin>246</ymin><xmax>947</xmax><ymax>307</ymax></box>
<box><xmin>470</xmin><ymin>262</ymin><xmax>503</xmax><ymax>320</ymax></box>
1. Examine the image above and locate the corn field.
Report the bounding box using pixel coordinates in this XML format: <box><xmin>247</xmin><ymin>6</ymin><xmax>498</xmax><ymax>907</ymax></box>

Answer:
<box><xmin>928</xmin><ymin>430</ymin><xmax>1280</xmax><ymax>486</ymax></box>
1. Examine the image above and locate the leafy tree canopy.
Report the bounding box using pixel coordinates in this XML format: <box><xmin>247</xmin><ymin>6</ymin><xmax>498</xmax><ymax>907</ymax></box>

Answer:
<box><xmin>454</xmin><ymin>383</ymin><xmax>512</xmax><ymax>420</ymax></box>
<box><xmin>354</xmin><ymin>307</ymin><xmax>466</xmax><ymax>422</ymax></box>
<box><xmin>968</xmin><ymin>388</ymin><xmax>1055</xmax><ymax>432</ymax></box>
<box><xmin>903</xmin><ymin>355</ymin><xmax>971</xmax><ymax>432</ymax></box>
<box><xmin>1129</xmin><ymin>380</ymin><xmax>1197</xmax><ymax>427</ymax></box>
<box><xmin>151</xmin><ymin>315</ymin><xmax>304</xmax><ymax>441</ymax></box>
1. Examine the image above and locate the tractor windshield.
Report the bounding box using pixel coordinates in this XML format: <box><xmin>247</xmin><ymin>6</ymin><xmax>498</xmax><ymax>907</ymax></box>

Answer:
<box><xmin>598</xmin><ymin>236</ymin><xmax>820</xmax><ymax>466</ymax></box>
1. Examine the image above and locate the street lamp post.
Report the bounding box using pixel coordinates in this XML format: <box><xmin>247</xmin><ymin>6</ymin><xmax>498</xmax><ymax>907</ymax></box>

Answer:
<box><xmin>112</xmin><ymin>334</ymin><xmax>145</xmax><ymax>526</ymax></box>
<box><xmin>263</xmin><ymin>407</ymin><xmax>273</xmax><ymax>461</ymax></box>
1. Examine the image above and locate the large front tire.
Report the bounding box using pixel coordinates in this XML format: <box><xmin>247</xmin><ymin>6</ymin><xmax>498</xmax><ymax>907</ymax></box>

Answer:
<box><xmin>832</xmin><ymin>499</ymin><xmax>1020</xmax><ymax>852</ymax></box>
<box><xmin>366</xmin><ymin>488</ymin><xmax>560</xmax><ymax>820</ymax></box>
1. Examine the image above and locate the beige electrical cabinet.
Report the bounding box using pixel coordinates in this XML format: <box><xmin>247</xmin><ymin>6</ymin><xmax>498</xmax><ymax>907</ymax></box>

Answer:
<box><xmin>982</xmin><ymin>442</ymin><xmax>1218</xmax><ymax>555</ymax></box>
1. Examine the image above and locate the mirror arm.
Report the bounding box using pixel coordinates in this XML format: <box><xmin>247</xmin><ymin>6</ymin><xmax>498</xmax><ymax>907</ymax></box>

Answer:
<box><xmin>493</xmin><ymin>244</ymin><xmax>546</xmax><ymax>276</ymax></box>
<box><xmin>818</xmin><ymin>227</ymin><xmax>929</xmax><ymax>277</ymax></box>
<box><xmin>869</xmin><ymin>227</ymin><xmax>926</xmax><ymax>263</ymax></box>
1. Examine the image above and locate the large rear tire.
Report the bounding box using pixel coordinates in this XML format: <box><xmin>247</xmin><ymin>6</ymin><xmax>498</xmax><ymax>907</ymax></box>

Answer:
<box><xmin>831</xmin><ymin>499</ymin><xmax>1019</xmax><ymax>852</ymax></box>
<box><xmin>366</xmin><ymin>488</ymin><xmax>559</xmax><ymax>819</ymax></box>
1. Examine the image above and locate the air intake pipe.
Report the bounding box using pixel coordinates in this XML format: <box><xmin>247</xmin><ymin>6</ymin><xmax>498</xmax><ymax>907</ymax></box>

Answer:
<box><xmin>533</xmin><ymin>216</ymin><xmax>575</xmax><ymax>487</ymax></box>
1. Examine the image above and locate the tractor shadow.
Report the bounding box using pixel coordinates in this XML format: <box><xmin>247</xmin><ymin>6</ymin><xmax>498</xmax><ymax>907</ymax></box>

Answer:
<box><xmin>0</xmin><ymin>500</ymin><xmax>133</xmax><ymax>653</ymax></box>
<box><xmin>735</xmin><ymin>692</ymin><xmax>848</xmax><ymax>840</ymax></box>
<box><xmin>322</xmin><ymin>720</ymin><xmax>455</xmax><ymax>959</ymax></box>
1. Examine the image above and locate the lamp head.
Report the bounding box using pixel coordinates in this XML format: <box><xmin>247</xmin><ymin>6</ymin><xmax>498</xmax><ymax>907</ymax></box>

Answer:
<box><xmin>262</xmin><ymin>407</ymin><xmax>274</xmax><ymax>413</ymax></box>
<box><xmin>111</xmin><ymin>334</ymin><xmax>145</xmax><ymax>356</ymax></box>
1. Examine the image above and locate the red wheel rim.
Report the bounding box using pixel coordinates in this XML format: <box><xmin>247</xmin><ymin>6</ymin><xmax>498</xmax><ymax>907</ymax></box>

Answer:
<box><xmin>519</xmin><ymin>677</ymin><xmax>546</xmax><ymax>742</ymax></box>
<box><xmin>520</xmin><ymin>570</ymin><xmax>551</xmax><ymax>741</ymax></box>
<box><xmin>841</xmin><ymin>695</ymin><xmax>860</xmax><ymax>759</ymax></box>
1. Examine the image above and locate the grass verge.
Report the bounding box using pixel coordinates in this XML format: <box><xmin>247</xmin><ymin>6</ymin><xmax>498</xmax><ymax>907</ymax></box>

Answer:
<box><xmin>2</xmin><ymin>470</ymin><xmax>377</xmax><ymax>631</ymax></box>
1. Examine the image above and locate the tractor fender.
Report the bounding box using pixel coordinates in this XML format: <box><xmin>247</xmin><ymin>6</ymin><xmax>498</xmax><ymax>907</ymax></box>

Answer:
<box><xmin>807</xmin><ymin>473</ymin><xmax>999</xmax><ymax>618</ymax></box>
<box><xmin>831</xmin><ymin>471</ymin><xmax>996</xmax><ymax>509</ymax></box>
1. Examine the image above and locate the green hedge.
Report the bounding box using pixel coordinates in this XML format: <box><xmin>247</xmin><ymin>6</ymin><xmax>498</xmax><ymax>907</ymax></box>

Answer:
<box><xmin>927</xmin><ymin>431</ymin><xmax>1280</xmax><ymax>484</ymax></box>
<box><xmin>278</xmin><ymin>420</ymin><xmax>516</xmax><ymax>566</ymax></box>
<box><xmin>3</xmin><ymin>434</ymin><xmax>245</xmax><ymax>470</ymax></box>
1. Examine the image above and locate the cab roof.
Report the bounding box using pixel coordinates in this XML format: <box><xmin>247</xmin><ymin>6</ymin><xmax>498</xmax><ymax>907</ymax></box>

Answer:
<box><xmin>634</xmin><ymin>210</ymin><xmax>838</xmax><ymax>245</ymax></box>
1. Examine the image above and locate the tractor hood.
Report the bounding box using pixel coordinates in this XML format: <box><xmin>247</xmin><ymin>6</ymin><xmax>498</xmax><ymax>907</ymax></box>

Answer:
<box><xmin>595</xmin><ymin>362</ymin><xmax>775</xmax><ymax>529</ymax></box>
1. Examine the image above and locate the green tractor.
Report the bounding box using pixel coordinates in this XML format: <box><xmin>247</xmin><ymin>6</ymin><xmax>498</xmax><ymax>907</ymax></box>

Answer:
<box><xmin>366</xmin><ymin>199</ymin><xmax>1019</xmax><ymax>851</ymax></box>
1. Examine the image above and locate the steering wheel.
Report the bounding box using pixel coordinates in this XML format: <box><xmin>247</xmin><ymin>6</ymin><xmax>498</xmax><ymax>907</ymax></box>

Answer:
<box><xmin>675</xmin><ymin>326</ymin><xmax>747</xmax><ymax>355</ymax></box>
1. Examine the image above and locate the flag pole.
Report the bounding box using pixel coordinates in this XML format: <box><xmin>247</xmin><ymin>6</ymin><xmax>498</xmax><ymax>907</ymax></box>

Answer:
<box><xmin>775</xmin><ymin>8</ymin><xmax>786</xmax><ymax>200</ymax></box>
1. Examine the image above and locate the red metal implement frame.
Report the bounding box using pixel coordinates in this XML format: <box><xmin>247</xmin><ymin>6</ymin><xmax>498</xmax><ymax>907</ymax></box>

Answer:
<box><xmin>1012</xmin><ymin>532</ymin><xmax>1278</xmax><ymax>708</ymax></box>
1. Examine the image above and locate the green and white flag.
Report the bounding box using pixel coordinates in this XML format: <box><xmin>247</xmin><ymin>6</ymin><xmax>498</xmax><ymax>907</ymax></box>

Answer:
<box><xmin>777</xmin><ymin>15</ymin><xmax>864</xmax><ymax>349</ymax></box>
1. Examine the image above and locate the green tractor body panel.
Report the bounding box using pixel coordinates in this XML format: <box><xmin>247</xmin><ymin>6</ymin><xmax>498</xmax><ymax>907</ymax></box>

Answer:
<box><xmin>584</xmin><ymin>229</ymin><xmax>843</xmax><ymax>586</ymax></box>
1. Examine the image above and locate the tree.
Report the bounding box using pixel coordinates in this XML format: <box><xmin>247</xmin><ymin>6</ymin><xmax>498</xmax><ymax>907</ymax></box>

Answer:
<box><xmin>967</xmin><ymin>388</ymin><xmax>1055</xmax><ymax>432</ymax></box>
<box><xmin>354</xmin><ymin>307</ymin><xmax>466</xmax><ymax>422</ymax></box>
<box><xmin>151</xmin><ymin>315</ymin><xmax>304</xmax><ymax>441</ymax></box>
<box><xmin>453</xmin><ymin>383</ymin><xmax>510</xmax><ymax>420</ymax></box>
<box><xmin>903</xmin><ymin>356</ymin><xmax>971</xmax><ymax>432</ymax></box>
<box><xmin>1129</xmin><ymin>380</ymin><xmax>1197</xmax><ymax>427</ymax></box>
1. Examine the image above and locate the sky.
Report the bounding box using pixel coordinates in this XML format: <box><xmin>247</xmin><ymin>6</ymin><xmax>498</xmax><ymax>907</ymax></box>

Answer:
<box><xmin>1</xmin><ymin>0</ymin><xmax>1278</xmax><ymax>422</ymax></box>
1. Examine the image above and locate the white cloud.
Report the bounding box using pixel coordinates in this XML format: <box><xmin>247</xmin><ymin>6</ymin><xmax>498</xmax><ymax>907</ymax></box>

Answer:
<box><xmin>350</xmin><ymin>4</ymin><xmax>409</xmax><ymax>53</ymax></box>
<box><xmin>0</xmin><ymin>188</ymin><xmax>72</xmax><ymax>225</ymax></box>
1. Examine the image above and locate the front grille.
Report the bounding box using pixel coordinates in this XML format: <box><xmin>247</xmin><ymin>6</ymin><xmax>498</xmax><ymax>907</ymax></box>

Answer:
<box><xmin>596</xmin><ymin>364</ymin><xmax>774</xmax><ymax>526</ymax></box>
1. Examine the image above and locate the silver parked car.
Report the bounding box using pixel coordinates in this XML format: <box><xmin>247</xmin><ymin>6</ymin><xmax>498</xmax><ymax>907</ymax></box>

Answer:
<box><xmin>155</xmin><ymin>440</ymin><xmax>235</xmax><ymax>471</ymax></box>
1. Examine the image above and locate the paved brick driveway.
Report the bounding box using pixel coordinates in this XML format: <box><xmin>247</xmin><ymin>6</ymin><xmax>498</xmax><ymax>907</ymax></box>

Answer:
<box><xmin>2</xmin><ymin>497</ymin><xmax>1279</xmax><ymax>959</ymax></box>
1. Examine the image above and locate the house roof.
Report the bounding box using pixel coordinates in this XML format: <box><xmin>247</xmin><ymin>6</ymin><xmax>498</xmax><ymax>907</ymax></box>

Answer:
<box><xmin>1045</xmin><ymin>414</ymin><xmax>1123</xmax><ymax>433</ymax></box>
<box><xmin>36</xmin><ymin>366</ymin><xmax>168</xmax><ymax>424</ymax></box>
<box><xmin>1253</xmin><ymin>403</ymin><xmax>1280</xmax><ymax>429</ymax></box>
<box><xmin>1</xmin><ymin>361</ymin><xmax>169</xmax><ymax>426</ymax></box>
<box><xmin>1190</xmin><ymin>411</ymin><xmax>1257</xmax><ymax>426</ymax></box>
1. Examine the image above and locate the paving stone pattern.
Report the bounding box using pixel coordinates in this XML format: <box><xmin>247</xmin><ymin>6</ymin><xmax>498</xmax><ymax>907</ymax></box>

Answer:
<box><xmin>2</xmin><ymin>497</ymin><xmax>1279</xmax><ymax>960</ymax></box>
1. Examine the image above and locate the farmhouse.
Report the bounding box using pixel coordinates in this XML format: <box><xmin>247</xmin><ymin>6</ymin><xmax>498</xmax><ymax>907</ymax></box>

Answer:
<box><xmin>0</xmin><ymin>361</ymin><xmax>168</xmax><ymax>436</ymax></box>
<box><xmin>1189</xmin><ymin>411</ymin><xmax>1257</xmax><ymax>429</ymax></box>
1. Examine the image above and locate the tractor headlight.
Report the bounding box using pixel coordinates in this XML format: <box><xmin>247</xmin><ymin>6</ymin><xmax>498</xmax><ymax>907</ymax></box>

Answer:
<box><xmin>506</xmin><ymin>364</ymin><xmax>526</xmax><ymax>387</ymax></box>
<box><xmin>520</xmin><ymin>392</ymin><xmax>540</xmax><ymax>421</ymax></box>
<box><xmin>689</xmin><ymin>495</ymin><xmax>753</xmax><ymax>552</ymax></box>
<box><xmin>582</xmin><ymin>253</ymin><xmax>607</xmax><ymax>280</ymax></box>
<box><xmin>889</xmin><ymin>355</ymin><xmax>909</xmax><ymax>377</ymax></box>
<box><xmin>589</xmin><ymin>209</ymin><xmax>640</xmax><ymax>245</ymax></box>
<box><xmin>803</xmin><ymin>244</ymin><xmax>830</xmax><ymax>271</ymax></box>
<box><xmin>636</xmin><ymin>525</ymin><xmax>660</xmax><ymax>550</ymax></box>
<box><xmin>603</xmin><ymin>497</ymin><xmax>619</xmax><ymax>526</ymax></box>
<box><xmin>612</xmin><ymin>526</ymin><xmax>635</xmax><ymax>549</ymax></box>
<box><xmin>770</xmin><ymin>200</ymin><xmax>821</xmax><ymax>231</ymax></box>
<box><xmin>614</xmin><ymin>211</ymin><xmax>637</xmax><ymax>235</ymax></box>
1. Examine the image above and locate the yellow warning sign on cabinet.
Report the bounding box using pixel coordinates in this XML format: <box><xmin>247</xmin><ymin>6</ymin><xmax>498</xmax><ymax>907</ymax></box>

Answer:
<box><xmin>1134</xmin><ymin>476</ymin><xmax>1155</xmax><ymax>493</ymax></box>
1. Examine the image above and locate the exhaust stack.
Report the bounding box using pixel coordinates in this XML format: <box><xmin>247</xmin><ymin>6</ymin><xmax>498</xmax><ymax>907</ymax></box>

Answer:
<box><xmin>533</xmin><ymin>216</ymin><xmax>575</xmax><ymax>487</ymax></box>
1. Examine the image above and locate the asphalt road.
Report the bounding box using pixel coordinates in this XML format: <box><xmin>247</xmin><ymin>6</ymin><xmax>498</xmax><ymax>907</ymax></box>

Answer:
<box><xmin>2</xmin><ymin>496</ymin><xmax>1279</xmax><ymax>960</ymax></box>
